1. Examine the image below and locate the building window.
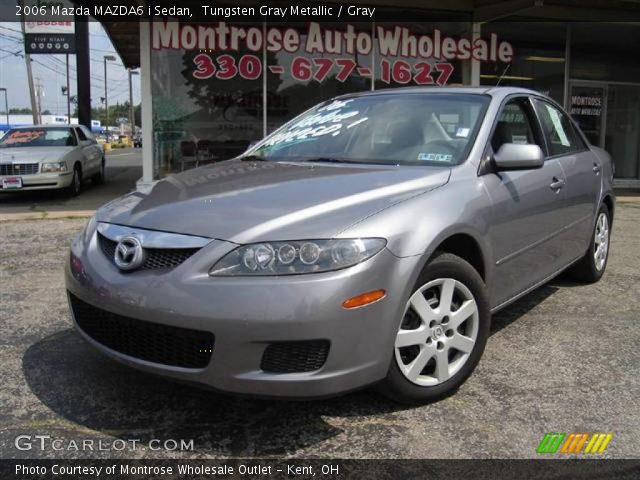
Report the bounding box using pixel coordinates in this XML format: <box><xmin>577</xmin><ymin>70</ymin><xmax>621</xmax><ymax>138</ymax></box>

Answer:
<box><xmin>149</xmin><ymin>18</ymin><xmax>513</xmax><ymax>177</ymax></box>
<box><xmin>480</xmin><ymin>22</ymin><xmax>566</xmax><ymax>104</ymax></box>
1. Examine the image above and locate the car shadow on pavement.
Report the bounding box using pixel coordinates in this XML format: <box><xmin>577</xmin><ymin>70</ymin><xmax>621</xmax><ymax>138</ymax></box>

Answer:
<box><xmin>21</xmin><ymin>329</ymin><xmax>405</xmax><ymax>456</ymax></box>
<box><xmin>490</xmin><ymin>283</ymin><xmax>558</xmax><ymax>334</ymax></box>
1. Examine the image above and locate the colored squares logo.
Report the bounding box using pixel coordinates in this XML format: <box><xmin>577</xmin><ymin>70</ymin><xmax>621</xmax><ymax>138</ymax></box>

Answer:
<box><xmin>537</xmin><ymin>432</ymin><xmax>612</xmax><ymax>454</ymax></box>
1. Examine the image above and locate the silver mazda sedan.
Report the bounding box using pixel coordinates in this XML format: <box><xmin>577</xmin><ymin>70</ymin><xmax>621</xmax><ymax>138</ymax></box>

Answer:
<box><xmin>66</xmin><ymin>87</ymin><xmax>614</xmax><ymax>403</ymax></box>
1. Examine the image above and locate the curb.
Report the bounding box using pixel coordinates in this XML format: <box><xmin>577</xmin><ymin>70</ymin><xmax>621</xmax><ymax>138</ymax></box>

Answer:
<box><xmin>0</xmin><ymin>210</ymin><xmax>95</xmax><ymax>222</ymax></box>
<box><xmin>617</xmin><ymin>196</ymin><xmax>640</xmax><ymax>203</ymax></box>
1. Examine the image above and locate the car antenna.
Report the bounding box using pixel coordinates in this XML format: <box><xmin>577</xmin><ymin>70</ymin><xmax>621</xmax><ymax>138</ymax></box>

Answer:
<box><xmin>495</xmin><ymin>63</ymin><xmax>512</xmax><ymax>87</ymax></box>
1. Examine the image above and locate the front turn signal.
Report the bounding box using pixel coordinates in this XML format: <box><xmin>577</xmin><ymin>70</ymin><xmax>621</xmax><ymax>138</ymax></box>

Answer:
<box><xmin>342</xmin><ymin>289</ymin><xmax>386</xmax><ymax>309</ymax></box>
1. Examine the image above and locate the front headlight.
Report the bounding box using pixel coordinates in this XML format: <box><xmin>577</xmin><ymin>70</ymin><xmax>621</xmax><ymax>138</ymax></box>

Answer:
<box><xmin>41</xmin><ymin>161</ymin><xmax>67</xmax><ymax>173</ymax></box>
<box><xmin>209</xmin><ymin>238</ymin><xmax>386</xmax><ymax>276</ymax></box>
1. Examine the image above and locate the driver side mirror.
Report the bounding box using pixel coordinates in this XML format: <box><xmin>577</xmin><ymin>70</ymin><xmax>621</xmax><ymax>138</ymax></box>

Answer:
<box><xmin>493</xmin><ymin>143</ymin><xmax>544</xmax><ymax>171</ymax></box>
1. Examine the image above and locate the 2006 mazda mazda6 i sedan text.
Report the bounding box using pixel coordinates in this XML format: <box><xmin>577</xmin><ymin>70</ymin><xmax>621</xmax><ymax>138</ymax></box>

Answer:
<box><xmin>66</xmin><ymin>87</ymin><xmax>615</xmax><ymax>403</ymax></box>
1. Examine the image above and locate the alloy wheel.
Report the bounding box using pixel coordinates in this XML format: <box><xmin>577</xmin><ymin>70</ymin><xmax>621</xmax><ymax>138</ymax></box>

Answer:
<box><xmin>395</xmin><ymin>278</ymin><xmax>479</xmax><ymax>387</ymax></box>
<box><xmin>594</xmin><ymin>212</ymin><xmax>609</xmax><ymax>271</ymax></box>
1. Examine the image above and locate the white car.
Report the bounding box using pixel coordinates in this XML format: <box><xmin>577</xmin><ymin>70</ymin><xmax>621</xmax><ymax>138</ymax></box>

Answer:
<box><xmin>0</xmin><ymin>125</ymin><xmax>105</xmax><ymax>196</ymax></box>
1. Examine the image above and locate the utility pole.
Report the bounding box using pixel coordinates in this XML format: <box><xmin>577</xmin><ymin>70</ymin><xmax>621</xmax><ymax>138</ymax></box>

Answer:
<box><xmin>103</xmin><ymin>55</ymin><xmax>116</xmax><ymax>138</ymax></box>
<box><xmin>128</xmin><ymin>69</ymin><xmax>138</xmax><ymax>142</ymax></box>
<box><xmin>20</xmin><ymin>7</ymin><xmax>38</xmax><ymax>124</ymax></box>
<box><xmin>34</xmin><ymin>77</ymin><xmax>43</xmax><ymax>124</ymax></box>
<box><xmin>66</xmin><ymin>54</ymin><xmax>71</xmax><ymax>123</ymax></box>
<box><xmin>0</xmin><ymin>88</ymin><xmax>9</xmax><ymax>128</ymax></box>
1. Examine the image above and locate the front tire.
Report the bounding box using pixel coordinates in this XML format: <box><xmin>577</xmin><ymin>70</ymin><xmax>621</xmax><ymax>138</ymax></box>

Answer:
<box><xmin>379</xmin><ymin>252</ymin><xmax>490</xmax><ymax>404</ymax></box>
<box><xmin>567</xmin><ymin>204</ymin><xmax>611</xmax><ymax>283</ymax></box>
<box><xmin>65</xmin><ymin>165</ymin><xmax>82</xmax><ymax>197</ymax></box>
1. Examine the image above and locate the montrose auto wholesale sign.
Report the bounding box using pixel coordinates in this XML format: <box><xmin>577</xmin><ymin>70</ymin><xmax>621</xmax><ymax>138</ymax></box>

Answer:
<box><xmin>153</xmin><ymin>21</ymin><xmax>513</xmax><ymax>86</ymax></box>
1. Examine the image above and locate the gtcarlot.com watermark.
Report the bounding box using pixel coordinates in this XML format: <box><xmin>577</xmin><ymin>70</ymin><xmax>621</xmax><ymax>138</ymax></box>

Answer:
<box><xmin>14</xmin><ymin>435</ymin><xmax>194</xmax><ymax>452</ymax></box>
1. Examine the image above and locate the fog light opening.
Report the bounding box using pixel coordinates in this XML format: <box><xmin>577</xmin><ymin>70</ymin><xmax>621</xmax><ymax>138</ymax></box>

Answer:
<box><xmin>342</xmin><ymin>289</ymin><xmax>386</xmax><ymax>309</ymax></box>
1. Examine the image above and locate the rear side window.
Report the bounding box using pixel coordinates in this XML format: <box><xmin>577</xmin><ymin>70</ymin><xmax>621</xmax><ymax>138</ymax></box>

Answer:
<box><xmin>75</xmin><ymin>127</ymin><xmax>87</xmax><ymax>141</ymax></box>
<box><xmin>80</xmin><ymin>125</ymin><xmax>95</xmax><ymax>141</ymax></box>
<box><xmin>533</xmin><ymin>99</ymin><xmax>586</xmax><ymax>156</ymax></box>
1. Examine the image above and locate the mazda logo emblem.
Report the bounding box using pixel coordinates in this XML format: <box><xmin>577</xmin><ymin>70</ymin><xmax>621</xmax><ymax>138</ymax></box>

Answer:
<box><xmin>114</xmin><ymin>236</ymin><xmax>145</xmax><ymax>271</ymax></box>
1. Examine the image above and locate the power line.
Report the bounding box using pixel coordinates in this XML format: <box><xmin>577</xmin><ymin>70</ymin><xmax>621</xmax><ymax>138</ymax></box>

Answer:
<box><xmin>0</xmin><ymin>33</ymin><xmax>22</xmax><ymax>43</ymax></box>
<box><xmin>0</xmin><ymin>47</ymin><xmax>23</xmax><ymax>58</ymax></box>
<box><xmin>0</xmin><ymin>25</ymin><xmax>23</xmax><ymax>34</ymax></box>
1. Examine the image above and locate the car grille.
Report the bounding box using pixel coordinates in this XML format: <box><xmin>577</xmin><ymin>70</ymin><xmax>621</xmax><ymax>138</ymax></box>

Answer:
<box><xmin>97</xmin><ymin>232</ymin><xmax>200</xmax><ymax>271</ymax></box>
<box><xmin>69</xmin><ymin>293</ymin><xmax>214</xmax><ymax>369</ymax></box>
<box><xmin>261</xmin><ymin>340</ymin><xmax>330</xmax><ymax>373</ymax></box>
<box><xmin>0</xmin><ymin>163</ymin><xmax>39</xmax><ymax>175</ymax></box>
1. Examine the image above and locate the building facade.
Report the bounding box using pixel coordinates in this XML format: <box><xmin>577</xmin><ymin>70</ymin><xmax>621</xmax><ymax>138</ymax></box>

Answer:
<box><xmin>101</xmin><ymin>2</ymin><xmax>640</xmax><ymax>188</ymax></box>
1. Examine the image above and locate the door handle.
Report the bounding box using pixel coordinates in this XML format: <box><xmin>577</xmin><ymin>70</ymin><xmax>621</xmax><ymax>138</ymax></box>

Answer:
<box><xmin>549</xmin><ymin>177</ymin><xmax>566</xmax><ymax>191</ymax></box>
<box><xmin>593</xmin><ymin>163</ymin><xmax>601</xmax><ymax>174</ymax></box>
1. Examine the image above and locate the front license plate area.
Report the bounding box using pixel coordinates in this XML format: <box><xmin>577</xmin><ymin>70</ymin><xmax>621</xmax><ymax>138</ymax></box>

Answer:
<box><xmin>2</xmin><ymin>177</ymin><xmax>22</xmax><ymax>189</ymax></box>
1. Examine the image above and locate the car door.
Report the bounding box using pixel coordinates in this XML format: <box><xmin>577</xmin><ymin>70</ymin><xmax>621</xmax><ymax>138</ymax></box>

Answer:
<box><xmin>481</xmin><ymin>96</ymin><xmax>569</xmax><ymax>307</ymax></box>
<box><xmin>75</xmin><ymin>126</ymin><xmax>100</xmax><ymax>174</ymax></box>
<box><xmin>532</xmin><ymin>98</ymin><xmax>600</xmax><ymax>261</ymax></box>
<box><xmin>81</xmin><ymin>125</ymin><xmax>103</xmax><ymax>172</ymax></box>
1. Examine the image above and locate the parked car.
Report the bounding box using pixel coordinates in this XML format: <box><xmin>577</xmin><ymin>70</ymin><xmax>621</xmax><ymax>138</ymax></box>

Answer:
<box><xmin>0</xmin><ymin>125</ymin><xmax>105</xmax><ymax>196</ymax></box>
<box><xmin>66</xmin><ymin>87</ymin><xmax>614</xmax><ymax>403</ymax></box>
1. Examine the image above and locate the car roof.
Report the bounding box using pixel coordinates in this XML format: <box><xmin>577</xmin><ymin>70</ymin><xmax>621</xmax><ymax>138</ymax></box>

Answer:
<box><xmin>342</xmin><ymin>86</ymin><xmax>544</xmax><ymax>100</ymax></box>
<box><xmin>10</xmin><ymin>124</ymin><xmax>76</xmax><ymax>129</ymax></box>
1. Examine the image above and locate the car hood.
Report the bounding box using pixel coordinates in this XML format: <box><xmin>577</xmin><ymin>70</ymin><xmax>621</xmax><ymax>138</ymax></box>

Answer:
<box><xmin>97</xmin><ymin>160</ymin><xmax>450</xmax><ymax>243</ymax></box>
<box><xmin>0</xmin><ymin>146</ymin><xmax>74</xmax><ymax>163</ymax></box>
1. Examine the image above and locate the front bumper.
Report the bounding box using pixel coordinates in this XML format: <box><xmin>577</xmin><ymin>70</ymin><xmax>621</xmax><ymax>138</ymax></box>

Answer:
<box><xmin>0</xmin><ymin>171</ymin><xmax>73</xmax><ymax>191</ymax></box>
<box><xmin>65</xmin><ymin>228</ymin><xmax>420</xmax><ymax>398</ymax></box>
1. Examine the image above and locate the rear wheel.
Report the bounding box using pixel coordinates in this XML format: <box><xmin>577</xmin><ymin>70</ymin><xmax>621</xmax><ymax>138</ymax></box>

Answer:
<box><xmin>379</xmin><ymin>253</ymin><xmax>490</xmax><ymax>404</ymax></box>
<box><xmin>92</xmin><ymin>158</ymin><xmax>105</xmax><ymax>185</ymax></box>
<box><xmin>567</xmin><ymin>203</ymin><xmax>611</xmax><ymax>283</ymax></box>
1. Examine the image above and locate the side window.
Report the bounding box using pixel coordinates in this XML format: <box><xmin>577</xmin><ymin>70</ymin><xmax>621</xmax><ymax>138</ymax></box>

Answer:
<box><xmin>80</xmin><ymin>125</ymin><xmax>95</xmax><ymax>142</ymax></box>
<box><xmin>75</xmin><ymin>127</ymin><xmax>87</xmax><ymax>141</ymax></box>
<box><xmin>491</xmin><ymin>99</ymin><xmax>540</xmax><ymax>153</ymax></box>
<box><xmin>533</xmin><ymin>99</ymin><xmax>585</xmax><ymax>156</ymax></box>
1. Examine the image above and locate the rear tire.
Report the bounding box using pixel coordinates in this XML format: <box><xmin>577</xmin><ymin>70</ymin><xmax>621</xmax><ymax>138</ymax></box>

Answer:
<box><xmin>92</xmin><ymin>158</ymin><xmax>105</xmax><ymax>185</ymax></box>
<box><xmin>567</xmin><ymin>203</ymin><xmax>611</xmax><ymax>283</ymax></box>
<box><xmin>66</xmin><ymin>165</ymin><xmax>82</xmax><ymax>197</ymax></box>
<box><xmin>379</xmin><ymin>252</ymin><xmax>490</xmax><ymax>404</ymax></box>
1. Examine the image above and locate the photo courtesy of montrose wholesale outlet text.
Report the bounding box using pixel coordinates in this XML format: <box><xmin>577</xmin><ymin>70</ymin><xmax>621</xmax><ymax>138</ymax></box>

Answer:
<box><xmin>0</xmin><ymin>1</ymin><xmax>640</xmax><ymax>479</ymax></box>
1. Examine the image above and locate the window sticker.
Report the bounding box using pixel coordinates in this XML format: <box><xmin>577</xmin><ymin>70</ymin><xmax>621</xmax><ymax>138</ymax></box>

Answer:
<box><xmin>511</xmin><ymin>134</ymin><xmax>529</xmax><ymax>144</ymax></box>
<box><xmin>417</xmin><ymin>152</ymin><xmax>452</xmax><ymax>162</ymax></box>
<box><xmin>455</xmin><ymin>127</ymin><xmax>470</xmax><ymax>138</ymax></box>
<box><xmin>545</xmin><ymin>105</ymin><xmax>571</xmax><ymax>146</ymax></box>
<box><xmin>3</xmin><ymin>130</ymin><xmax>45</xmax><ymax>145</ymax></box>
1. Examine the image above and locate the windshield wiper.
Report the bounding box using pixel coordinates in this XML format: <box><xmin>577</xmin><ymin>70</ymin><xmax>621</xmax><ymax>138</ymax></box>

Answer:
<box><xmin>298</xmin><ymin>157</ymin><xmax>363</xmax><ymax>164</ymax></box>
<box><xmin>239</xmin><ymin>154</ymin><xmax>267</xmax><ymax>161</ymax></box>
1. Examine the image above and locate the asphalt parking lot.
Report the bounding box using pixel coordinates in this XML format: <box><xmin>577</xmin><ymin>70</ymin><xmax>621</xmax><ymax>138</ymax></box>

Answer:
<box><xmin>0</xmin><ymin>204</ymin><xmax>638</xmax><ymax>460</ymax></box>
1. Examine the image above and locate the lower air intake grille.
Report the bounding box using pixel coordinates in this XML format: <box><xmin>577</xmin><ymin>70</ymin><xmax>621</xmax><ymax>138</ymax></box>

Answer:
<box><xmin>69</xmin><ymin>293</ymin><xmax>214</xmax><ymax>369</ymax></box>
<box><xmin>261</xmin><ymin>340</ymin><xmax>330</xmax><ymax>373</ymax></box>
<box><xmin>97</xmin><ymin>232</ymin><xmax>200</xmax><ymax>271</ymax></box>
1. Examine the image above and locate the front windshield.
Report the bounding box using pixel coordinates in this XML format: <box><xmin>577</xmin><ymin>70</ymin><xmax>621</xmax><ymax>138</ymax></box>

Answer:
<box><xmin>0</xmin><ymin>128</ymin><xmax>77</xmax><ymax>148</ymax></box>
<box><xmin>246</xmin><ymin>93</ymin><xmax>489</xmax><ymax>166</ymax></box>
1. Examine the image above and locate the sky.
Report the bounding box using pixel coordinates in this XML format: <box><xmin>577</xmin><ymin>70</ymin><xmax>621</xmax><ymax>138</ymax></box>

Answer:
<box><xmin>0</xmin><ymin>21</ymin><xmax>140</xmax><ymax>115</ymax></box>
